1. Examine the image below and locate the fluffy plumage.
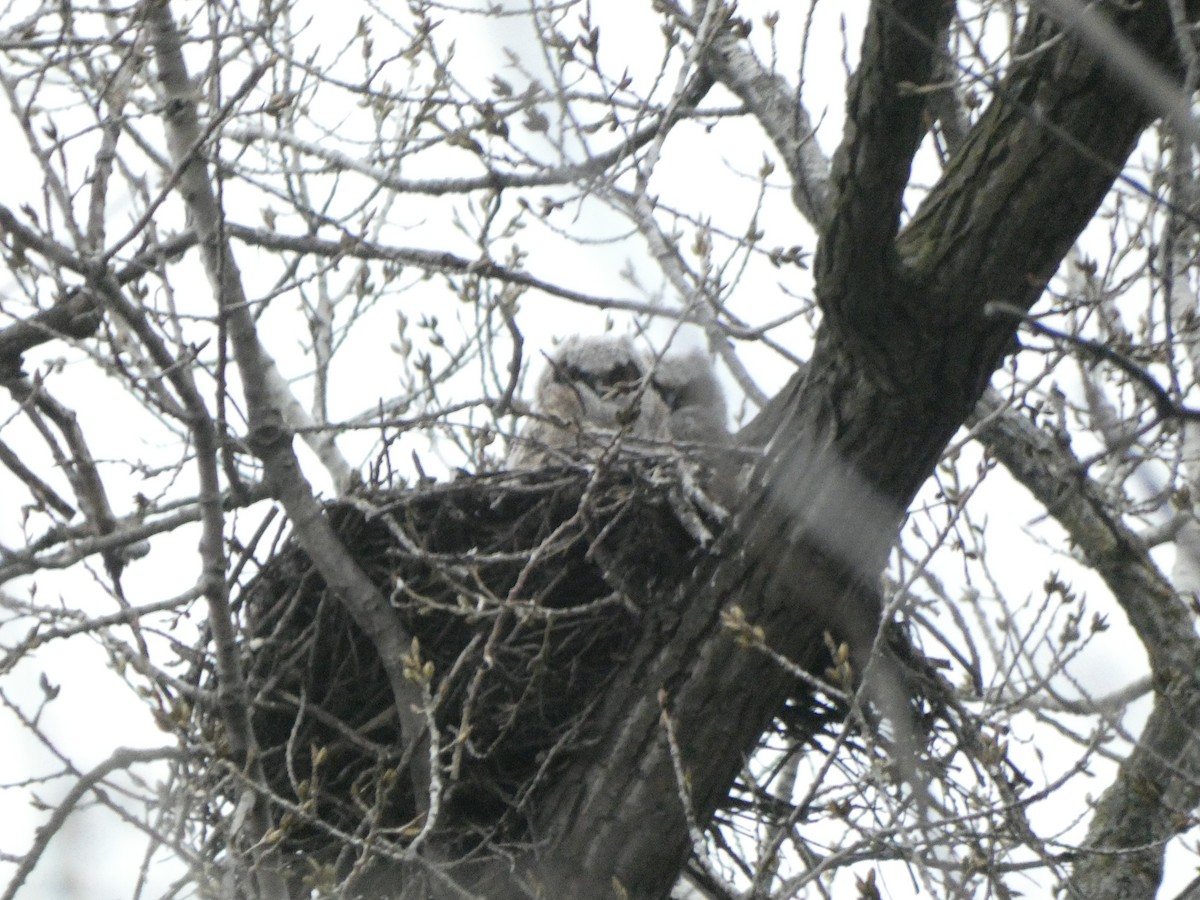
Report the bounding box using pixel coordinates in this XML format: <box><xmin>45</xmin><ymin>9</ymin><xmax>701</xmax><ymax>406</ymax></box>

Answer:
<box><xmin>511</xmin><ymin>336</ymin><xmax>731</xmax><ymax>468</ymax></box>
<box><xmin>510</xmin><ymin>335</ymin><xmax>668</xmax><ymax>467</ymax></box>
<box><xmin>647</xmin><ymin>348</ymin><xmax>730</xmax><ymax>447</ymax></box>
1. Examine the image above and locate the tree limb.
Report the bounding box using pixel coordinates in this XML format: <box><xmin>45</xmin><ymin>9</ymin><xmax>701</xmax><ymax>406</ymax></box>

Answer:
<box><xmin>0</xmin><ymin>747</ymin><xmax>178</xmax><ymax>900</ymax></box>
<box><xmin>816</xmin><ymin>0</ymin><xmax>955</xmax><ymax>352</ymax></box>
<box><xmin>518</xmin><ymin>4</ymin><xmax>1200</xmax><ymax>897</ymax></box>
<box><xmin>897</xmin><ymin>4</ymin><xmax>1186</xmax><ymax>409</ymax></box>
<box><xmin>697</xmin><ymin>19</ymin><xmax>831</xmax><ymax>224</ymax></box>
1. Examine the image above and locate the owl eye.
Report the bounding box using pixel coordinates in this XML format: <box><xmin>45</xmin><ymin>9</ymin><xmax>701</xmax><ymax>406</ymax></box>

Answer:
<box><xmin>555</xmin><ymin>364</ymin><xmax>588</xmax><ymax>385</ymax></box>
<box><xmin>600</xmin><ymin>361</ymin><xmax>643</xmax><ymax>391</ymax></box>
<box><xmin>651</xmin><ymin>379</ymin><xmax>682</xmax><ymax>410</ymax></box>
<box><xmin>554</xmin><ymin>361</ymin><xmax>644</xmax><ymax>397</ymax></box>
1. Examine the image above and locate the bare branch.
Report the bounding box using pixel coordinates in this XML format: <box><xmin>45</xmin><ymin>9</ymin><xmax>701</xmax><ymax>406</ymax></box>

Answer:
<box><xmin>1</xmin><ymin>747</ymin><xmax>179</xmax><ymax>900</ymax></box>
<box><xmin>146</xmin><ymin>2</ymin><xmax>428</xmax><ymax>856</ymax></box>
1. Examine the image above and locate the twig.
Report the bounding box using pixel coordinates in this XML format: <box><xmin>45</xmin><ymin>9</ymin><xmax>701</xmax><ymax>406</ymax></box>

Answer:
<box><xmin>985</xmin><ymin>301</ymin><xmax>1200</xmax><ymax>421</ymax></box>
<box><xmin>0</xmin><ymin>747</ymin><xmax>179</xmax><ymax>900</ymax></box>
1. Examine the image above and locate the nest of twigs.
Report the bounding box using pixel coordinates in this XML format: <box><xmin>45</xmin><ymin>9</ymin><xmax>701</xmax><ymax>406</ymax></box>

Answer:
<box><xmin>193</xmin><ymin>459</ymin><xmax>722</xmax><ymax>882</ymax></box>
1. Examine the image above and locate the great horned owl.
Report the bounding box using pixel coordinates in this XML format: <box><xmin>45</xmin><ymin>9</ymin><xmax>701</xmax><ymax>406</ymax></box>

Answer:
<box><xmin>511</xmin><ymin>336</ymin><xmax>731</xmax><ymax>468</ymax></box>
<box><xmin>648</xmin><ymin>347</ymin><xmax>737</xmax><ymax>516</ymax></box>
<box><xmin>509</xmin><ymin>335</ymin><xmax>670</xmax><ymax>467</ymax></box>
<box><xmin>512</xmin><ymin>336</ymin><xmax>735</xmax><ymax>542</ymax></box>
<box><xmin>646</xmin><ymin>349</ymin><xmax>730</xmax><ymax>448</ymax></box>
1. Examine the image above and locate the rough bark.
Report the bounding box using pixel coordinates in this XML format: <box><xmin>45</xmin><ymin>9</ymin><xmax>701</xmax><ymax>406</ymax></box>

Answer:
<box><xmin>717</xmin><ymin>6</ymin><xmax>1200</xmax><ymax>892</ymax></box>
<box><xmin>972</xmin><ymin>389</ymin><xmax>1200</xmax><ymax>897</ymax></box>
<box><xmin>515</xmin><ymin>3</ymin><xmax>1196</xmax><ymax>898</ymax></box>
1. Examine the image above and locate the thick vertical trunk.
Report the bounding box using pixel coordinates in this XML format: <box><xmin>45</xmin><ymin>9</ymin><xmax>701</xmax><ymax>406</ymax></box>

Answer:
<box><xmin>517</xmin><ymin>4</ymin><xmax>1190</xmax><ymax>898</ymax></box>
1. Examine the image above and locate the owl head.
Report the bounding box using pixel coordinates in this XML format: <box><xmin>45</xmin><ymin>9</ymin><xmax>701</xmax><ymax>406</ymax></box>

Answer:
<box><xmin>510</xmin><ymin>335</ymin><xmax>670</xmax><ymax>466</ymax></box>
<box><xmin>647</xmin><ymin>348</ymin><xmax>729</xmax><ymax>446</ymax></box>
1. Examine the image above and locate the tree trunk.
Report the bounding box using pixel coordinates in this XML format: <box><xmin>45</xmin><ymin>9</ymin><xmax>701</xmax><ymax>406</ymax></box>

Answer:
<box><xmin>515</xmin><ymin>3</ymin><xmax>1196</xmax><ymax>897</ymax></box>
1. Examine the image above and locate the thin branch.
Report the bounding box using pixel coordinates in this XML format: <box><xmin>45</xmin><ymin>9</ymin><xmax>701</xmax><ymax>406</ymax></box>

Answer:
<box><xmin>687</xmin><ymin>6</ymin><xmax>831</xmax><ymax>225</ymax></box>
<box><xmin>0</xmin><ymin>747</ymin><xmax>179</xmax><ymax>900</ymax></box>
<box><xmin>219</xmin><ymin>71</ymin><xmax>714</xmax><ymax>196</ymax></box>
<box><xmin>0</xmin><ymin>434</ymin><xmax>75</xmax><ymax>517</ymax></box>
<box><xmin>985</xmin><ymin>301</ymin><xmax>1200</xmax><ymax>422</ymax></box>
<box><xmin>146</xmin><ymin>0</ymin><xmax>430</xmax><ymax>847</ymax></box>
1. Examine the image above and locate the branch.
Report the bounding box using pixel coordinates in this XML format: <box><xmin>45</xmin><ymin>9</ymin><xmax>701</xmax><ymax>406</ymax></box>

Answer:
<box><xmin>0</xmin><ymin>591</ymin><xmax>202</xmax><ymax>678</ymax></box>
<box><xmin>4</xmin><ymin>376</ymin><xmax>121</xmax><ymax>564</ymax></box>
<box><xmin>0</xmin><ymin>434</ymin><xmax>74</xmax><ymax>517</ymax></box>
<box><xmin>985</xmin><ymin>301</ymin><xmax>1200</xmax><ymax>422</ymax></box>
<box><xmin>223</xmin><ymin>222</ymin><xmax>696</xmax><ymax>317</ymax></box>
<box><xmin>972</xmin><ymin>390</ymin><xmax>1195</xmax><ymax>677</ymax></box>
<box><xmin>220</xmin><ymin>67</ymin><xmax>714</xmax><ymax>196</ymax></box>
<box><xmin>897</xmin><ymin>3</ymin><xmax>1186</xmax><ymax>408</ymax></box>
<box><xmin>0</xmin><ymin>288</ymin><xmax>100</xmax><ymax>381</ymax></box>
<box><xmin>146</xmin><ymin>4</ymin><xmax>430</xmax><ymax>863</ymax></box>
<box><xmin>1037</xmin><ymin>0</ymin><xmax>1200</xmax><ymax>147</ymax></box>
<box><xmin>0</xmin><ymin>481</ymin><xmax>270</xmax><ymax>585</ymax></box>
<box><xmin>0</xmin><ymin>747</ymin><xmax>178</xmax><ymax>900</ymax></box>
<box><xmin>0</xmin><ymin>226</ymin><xmax>196</xmax><ymax>378</ymax></box>
<box><xmin>815</xmin><ymin>0</ymin><xmax>954</xmax><ymax>340</ymax></box>
<box><xmin>696</xmin><ymin>18</ymin><xmax>831</xmax><ymax>225</ymax></box>
<box><xmin>970</xmin><ymin>389</ymin><xmax>1200</xmax><ymax>897</ymax></box>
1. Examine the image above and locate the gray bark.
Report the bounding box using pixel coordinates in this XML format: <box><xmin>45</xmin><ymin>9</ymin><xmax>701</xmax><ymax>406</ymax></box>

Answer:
<box><xmin>519</xmin><ymin>2</ymin><xmax>1199</xmax><ymax>897</ymax></box>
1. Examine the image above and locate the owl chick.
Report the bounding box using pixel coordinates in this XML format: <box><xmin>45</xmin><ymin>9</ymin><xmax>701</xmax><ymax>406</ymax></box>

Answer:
<box><xmin>510</xmin><ymin>335</ymin><xmax>670</xmax><ymax>467</ymax></box>
<box><xmin>647</xmin><ymin>349</ymin><xmax>730</xmax><ymax>447</ymax></box>
<box><xmin>648</xmin><ymin>347</ymin><xmax>741</xmax><ymax>526</ymax></box>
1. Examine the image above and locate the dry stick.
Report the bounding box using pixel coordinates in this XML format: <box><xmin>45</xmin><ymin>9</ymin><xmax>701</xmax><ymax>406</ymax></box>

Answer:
<box><xmin>0</xmin><ymin>433</ymin><xmax>74</xmax><ymax>517</ymax></box>
<box><xmin>0</xmin><ymin>481</ymin><xmax>271</xmax><ymax>584</ymax></box>
<box><xmin>132</xmin><ymin>9</ymin><xmax>291</xmax><ymax>900</ymax></box>
<box><xmin>0</xmin><ymin>591</ymin><xmax>202</xmax><ymax>678</ymax></box>
<box><xmin>144</xmin><ymin>0</ymin><xmax>432</xmax><ymax>882</ymax></box>
<box><xmin>985</xmin><ymin>301</ymin><xmax>1200</xmax><ymax>422</ymax></box>
<box><xmin>0</xmin><ymin>747</ymin><xmax>179</xmax><ymax>900</ymax></box>
<box><xmin>3</xmin><ymin>120</ymin><xmax>289</xmax><ymax>900</ymax></box>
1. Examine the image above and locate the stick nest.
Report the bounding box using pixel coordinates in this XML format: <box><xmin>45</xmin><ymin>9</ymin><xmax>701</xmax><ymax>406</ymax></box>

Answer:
<box><xmin>193</xmin><ymin>460</ymin><xmax>719</xmax><ymax>879</ymax></box>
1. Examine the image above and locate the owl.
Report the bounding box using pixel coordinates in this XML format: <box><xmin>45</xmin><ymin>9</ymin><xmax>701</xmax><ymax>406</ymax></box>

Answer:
<box><xmin>648</xmin><ymin>347</ymin><xmax>738</xmax><ymax>516</ymax></box>
<box><xmin>510</xmin><ymin>335</ymin><xmax>670</xmax><ymax>468</ymax></box>
<box><xmin>511</xmin><ymin>336</ymin><xmax>731</xmax><ymax>469</ymax></box>
<box><xmin>646</xmin><ymin>348</ymin><xmax>730</xmax><ymax>448</ymax></box>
